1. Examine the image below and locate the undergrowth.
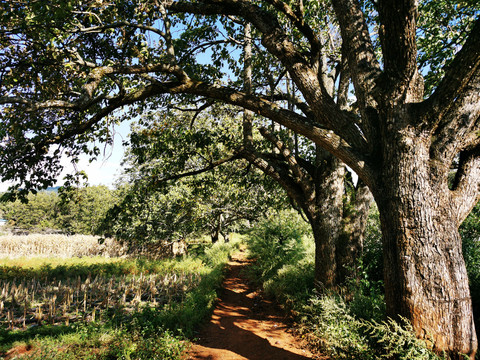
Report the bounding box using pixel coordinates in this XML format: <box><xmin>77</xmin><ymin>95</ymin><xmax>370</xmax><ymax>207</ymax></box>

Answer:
<box><xmin>245</xmin><ymin>209</ymin><xmax>444</xmax><ymax>360</ymax></box>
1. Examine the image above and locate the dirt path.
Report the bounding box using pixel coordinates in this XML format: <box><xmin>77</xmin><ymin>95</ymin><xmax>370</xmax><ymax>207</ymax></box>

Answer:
<box><xmin>187</xmin><ymin>250</ymin><xmax>320</xmax><ymax>360</ymax></box>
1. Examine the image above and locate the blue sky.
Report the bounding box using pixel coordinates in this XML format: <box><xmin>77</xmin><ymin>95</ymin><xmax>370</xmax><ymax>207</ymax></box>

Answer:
<box><xmin>61</xmin><ymin>119</ymin><xmax>132</xmax><ymax>188</ymax></box>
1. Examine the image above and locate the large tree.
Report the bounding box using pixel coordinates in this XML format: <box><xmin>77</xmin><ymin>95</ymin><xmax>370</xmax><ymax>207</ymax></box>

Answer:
<box><xmin>0</xmin><ymin>0</ymin><xmax>479</xmax><ymax>357</ymax></box>
<box><xmin>239</xmin><ymin>22</ymin><xmax>373</xmax><ymax>289</ymax></box>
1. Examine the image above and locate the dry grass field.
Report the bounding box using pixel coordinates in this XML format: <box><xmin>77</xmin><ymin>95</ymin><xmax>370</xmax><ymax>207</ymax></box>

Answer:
<box><xmin>0</xmin><ymin>234</ymin><xmax>127</xmax><ymax>259</ymax></box>
<box><xmin>0</xmin><ymin>266</ymin><xmax>202</xmax><ymax>330</ymax></box>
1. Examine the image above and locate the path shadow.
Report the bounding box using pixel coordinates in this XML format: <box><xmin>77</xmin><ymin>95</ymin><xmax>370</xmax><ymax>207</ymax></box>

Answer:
<box><xmin>189</xmin><ymin>257</ymin><xmax>313</xmax><ymax>360</ymax></box>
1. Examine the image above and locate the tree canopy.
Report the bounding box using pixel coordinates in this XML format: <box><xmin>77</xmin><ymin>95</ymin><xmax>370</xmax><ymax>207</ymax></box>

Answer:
<box><xmin>0</xmin><ymin>0</ymin><xmax>478</xmax><ymax>202</ymax></box>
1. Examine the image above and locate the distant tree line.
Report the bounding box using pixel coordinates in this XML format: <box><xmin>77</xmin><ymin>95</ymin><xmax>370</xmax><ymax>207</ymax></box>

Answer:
<box><xmin>0</xmin><ymin>185</ymin><xmax>117</xmax><ymax>235</ymax></box>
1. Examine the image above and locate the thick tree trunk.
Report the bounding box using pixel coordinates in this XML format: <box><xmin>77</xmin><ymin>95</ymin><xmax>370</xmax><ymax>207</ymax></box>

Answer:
<box><xmin>374</xmin><ymin>133</ymin><xmax>477</xmax><ymax>359</ymax></box>
<box><xmin>336</xmin><ymin>179</ymin><xmax>373</xmax><ymax>284</ymax></box>
<box><xmin>307</xmin><ymin>150</ymin><xmax>345</xmax><ymax>291</ymax></box>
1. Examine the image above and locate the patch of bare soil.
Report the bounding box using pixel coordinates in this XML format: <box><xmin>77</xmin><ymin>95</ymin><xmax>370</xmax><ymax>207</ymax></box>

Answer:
<box><xmin>3</xmin><ymin>344</ymin><xmax>34</xmax><ymax>360</ymax></box>
<box><xmin>187</xmin><ymin>250</ymin><xmax>324</xmax><ymax>360</ymax></box>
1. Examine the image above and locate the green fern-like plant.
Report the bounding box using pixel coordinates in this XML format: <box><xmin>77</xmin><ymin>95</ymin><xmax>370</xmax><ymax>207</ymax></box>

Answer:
<box><xmin>361</xmin><ymin>316</ymin><xmax>443</xmax><ymax>360</ymax></box>
<box><xmin>299</xmin><ymin>295</ymin><xmax>444</xmax><ymax>360</ymax></box>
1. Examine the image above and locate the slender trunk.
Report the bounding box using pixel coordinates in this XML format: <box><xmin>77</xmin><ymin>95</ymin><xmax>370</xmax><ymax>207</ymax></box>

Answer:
<box><xmin>211</xmin><ymin>214</ymin><xmax>222</xmax><ymax>243</ymax></box>
<box><xmin>243</xmin><ymin>22</ymin><xmax>253</xmax><ymax>149</ymax></box>
<box><xmin>375</xmin><ymin>133</ymin><xmax>477</xmax><ymax>359</ymax></box>
<box><xmin>221</xmin><ymin>231</ymin><xmax>230</xmax><ymax>243</ymax></box>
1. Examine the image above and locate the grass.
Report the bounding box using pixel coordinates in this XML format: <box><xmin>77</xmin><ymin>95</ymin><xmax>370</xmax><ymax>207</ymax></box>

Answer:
<box><xmin>0</xmin><ymin>235</ymin><xmax>241</xmax><ymax>359</ymax></box>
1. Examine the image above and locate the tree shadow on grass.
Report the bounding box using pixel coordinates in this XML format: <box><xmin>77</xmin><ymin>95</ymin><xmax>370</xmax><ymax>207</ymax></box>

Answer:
<box><xmin>0</xmin><ymin>324</ymin><xmax>75</xmax><ymax>354</ymax></box>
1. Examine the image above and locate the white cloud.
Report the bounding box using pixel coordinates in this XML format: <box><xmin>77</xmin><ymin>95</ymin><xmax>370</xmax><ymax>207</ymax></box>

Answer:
<box><xmin>0</xmin><ymin>121</ymin><xmax>131</xmax><ymax>192</ymax></box>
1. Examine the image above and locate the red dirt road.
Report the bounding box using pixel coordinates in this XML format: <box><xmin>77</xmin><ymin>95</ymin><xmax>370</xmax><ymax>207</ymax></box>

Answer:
<box><xmin>187</xmin><ymin>250</ymin><xmax>320</xmax><ymax>360</ymax></box>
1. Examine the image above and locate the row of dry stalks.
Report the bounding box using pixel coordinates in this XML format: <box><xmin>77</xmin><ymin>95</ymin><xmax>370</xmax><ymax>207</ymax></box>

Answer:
<box><xmin>0</xmin><ymin>271</ymin><xmax>201</xmax><ymax>329</ymax></box>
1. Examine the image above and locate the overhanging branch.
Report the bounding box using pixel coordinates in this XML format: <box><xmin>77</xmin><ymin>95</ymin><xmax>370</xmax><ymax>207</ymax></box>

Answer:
<box><xmin>424</xmin><ymin>17</ymin><xmax>480</xmax><ymax>125</ymax></box>
<box><xmin>153</xmin><ymin>152</ymin><xmax>242</xmax><ymax>183</ymax></box>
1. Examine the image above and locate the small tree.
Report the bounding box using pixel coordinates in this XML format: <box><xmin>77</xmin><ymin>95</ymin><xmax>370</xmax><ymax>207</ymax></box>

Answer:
<box><xmin>99</xmin><ymin>113</ymin><xmax>287</xmax><ymax>248</ymax></box>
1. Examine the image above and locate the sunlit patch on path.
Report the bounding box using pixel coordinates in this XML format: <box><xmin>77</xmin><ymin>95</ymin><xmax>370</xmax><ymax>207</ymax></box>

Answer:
<box><xmin>188</xmin><ymin>251</ymin><xmax>322</xmax><ymax>360</ymax></box>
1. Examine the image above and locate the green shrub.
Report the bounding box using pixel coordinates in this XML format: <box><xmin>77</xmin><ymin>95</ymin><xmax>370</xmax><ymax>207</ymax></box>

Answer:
<box><xmin>299</xmin><ymin>295</ymin><xmax>372</xmax><ymax>359</ymax></box>
<box><xmin>362</xmin><ymin>317</ymin><xmax>443</xmax><ymax>360</ymax></box>
<box><xmin>345</xmin><ymin>258</ymin><xmax>385</xmax><ymax>323</ymax></box>
<box><xmin>263</xmin><ymin>257</ymin><xmax>315</xmax><ymax>307</ymax></box>
<box><xmin>361</xmin><ymin>204</ymin><xmax>383</xmax><ymax>284</ymax></box>
<box><xmin>299</xmin><ymin>295</ymin><xmax>442</xmax><ymax>360</ymax></box>
<box><xmin>246</xmin><ymin>210</ymin><xmax>310</xmax><ymax>284</ymax></box>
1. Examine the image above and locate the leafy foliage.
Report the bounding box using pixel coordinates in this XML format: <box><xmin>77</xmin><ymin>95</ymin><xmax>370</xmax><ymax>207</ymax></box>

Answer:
<box><xmin>0</xmin><ymin>186</ymin><xmax>118</xmax><ymax>235</ymax></box>
<box><xmin>246</xmin><ymin>209</ymin><xmax>311</xmax><ymax>284</ymax></box>
<box><xmin>99</xmin><ymin>110</ymin><xmax>287</xmax><ymax>248</ymax></box>
<box><xmin>417</xmin><ymin>0</ymin><xmax>479</xmax><ymax>95</ymax></box>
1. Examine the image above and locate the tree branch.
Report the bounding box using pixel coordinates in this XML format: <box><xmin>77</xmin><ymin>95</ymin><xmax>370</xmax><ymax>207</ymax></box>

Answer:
<box><xmin>168</xmin><ymin>0</ymin><xmax>366</xmax><ymax>153</ymax></box>
<box><xmin>240</xmin><ymin>148</ymin><xmax>308</xmax><ymax>207</ymax></box>
<box><xmin>331</xmin><ymin>0</ymin><xmax>382</xmax><ymax>109</ymax></box>
<box><xmin>376</xmin><ymin>0</ymin><xmax>419</xmax><ymax>87</ymax></box>
<box><xmin>430</xmin><ymin>70</ymin><xmax>480</xmax><ymax>165</ymax></box>
<box><xmin>259</xmin><ymin>127</ymin><xmax>313</xmax><ymax>196</ymax></box>
<box><xmin>72</xmin><ymin>21</ymin><xmax>166</xmax><ymax>37</ymax></box>
<box><xmin>172</xmin><ymin>81</ymin><xmax>374</xmax><ymax>185</ymax></box>
<box><xmin>262</xmin><ymin>0</ymin><xmax>321</xmax><ymax>59</ymax></box>
<box><xmin>451</xmin><ymin>147</ymin><xmax>480</xmax><ymax>224</ymax></box>
<box><xmin>154</xmin><ymin>152</ymin><xmax>242</xmax><ymax>183</ymax></box>
<box><xmin>423</xmin><ymin>17</ymin><xmax>480</xmax><ymax>125</ymax></box>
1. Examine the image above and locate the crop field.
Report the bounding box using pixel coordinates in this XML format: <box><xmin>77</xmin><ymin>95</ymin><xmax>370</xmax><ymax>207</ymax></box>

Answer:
<box><xmin>0</xmin><ymin>270</ymin><xmax>202</xmax><ymax>330</ymax></box>
<box><xmin>0</xmin><ymin>234</ymin><xmax>127</xmax><ymax>258</ymax></box>
<box><xmin>0</xmin><ymin>234</ymin><xmax>237</xmax><ymax>359</ymax></box>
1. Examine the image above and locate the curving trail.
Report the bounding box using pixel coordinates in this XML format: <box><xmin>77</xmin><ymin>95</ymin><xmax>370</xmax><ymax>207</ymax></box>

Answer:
<box><xmin>187</xmin><ymin>249</ymin><xmax>322</xmax><ymax>360</ymax></box>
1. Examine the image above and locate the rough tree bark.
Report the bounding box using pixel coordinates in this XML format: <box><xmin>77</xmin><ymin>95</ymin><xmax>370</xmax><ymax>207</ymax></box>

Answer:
<box><xmin>336</xmin><ymin>179</ymin><xmax>373</xmax><ymax>284</ymax></box>
<box><xmin>309</xmin><ymin>149</ymin><xmax>344</xmax><ymax>290</ymax></box>
<box><xmin>374</xmin><ymin>134</ymin><xmax>477</xmax><ymax>358</ymax></box>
